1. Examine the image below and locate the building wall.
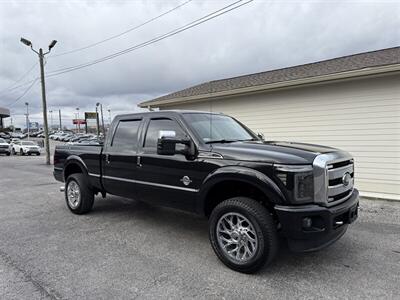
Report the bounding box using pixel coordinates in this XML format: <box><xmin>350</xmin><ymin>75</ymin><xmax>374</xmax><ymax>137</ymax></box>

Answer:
<box><xmin>161</xmin><ymin>74</ymin><xmax>400</xmax><ymax>200</ymax></box>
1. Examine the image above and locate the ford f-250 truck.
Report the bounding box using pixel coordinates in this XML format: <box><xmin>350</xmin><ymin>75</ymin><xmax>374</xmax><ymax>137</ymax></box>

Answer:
<box><xmin>54</xmin><ymin>110</ymin><xmax>359</xmax><ymax>273</ymax></box>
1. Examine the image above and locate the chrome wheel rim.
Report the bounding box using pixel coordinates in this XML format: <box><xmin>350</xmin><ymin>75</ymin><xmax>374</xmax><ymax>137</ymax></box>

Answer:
<box><xmin>67</xmin><ymin>181</ymin><xmax>81</xmax><ymax>209</ymax></box>
<box><xmin>216</xmin><ymin>212</ymin><xmax>258</xmax><ymax>263</ymax></box>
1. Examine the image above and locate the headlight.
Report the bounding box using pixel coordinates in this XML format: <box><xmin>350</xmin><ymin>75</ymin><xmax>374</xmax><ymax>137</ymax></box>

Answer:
<box><xmin>274</xmin><ymin>164</ymin><xmax>314</xmax><ymax>203</ymax></box>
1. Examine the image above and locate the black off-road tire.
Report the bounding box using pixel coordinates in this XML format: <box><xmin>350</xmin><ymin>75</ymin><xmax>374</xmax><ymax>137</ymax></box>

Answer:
<box><xmin>209</xmin><ymin>197</ymin><xmax>278</xmax><ymax>273</ymax></box>
<box><xmin>65</xmin><ymin>173</ymin><xmax>94</xmax><ymax>214</ymax></box>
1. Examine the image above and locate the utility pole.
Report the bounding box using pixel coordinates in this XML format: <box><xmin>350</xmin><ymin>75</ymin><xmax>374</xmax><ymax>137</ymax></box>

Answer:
<box><xmin>20</xmin><ymin>37</ymin><xmax>57</xmax><ymax>165</ymax></box>
<box><xmin>76</xmin><ymin>107</ymin><xmax>80</xmax><ymax>133</ymax></box>
<box><xmin>107</xmin><ymin>109</ymin><xmax>111</xmax><ymax>128</ymax></box>
<box><xmin>95</xmin><ymin>104</ymin><xmax>100</xmax><ymax>138</ymax></box>
<box><xmin>49</xmin><ymin>110</ymin><xmax>53</xmax><ymax>130</ymax></box>
<box><xmin>100</xmin><ymin>103</ymin><xmax>105</xmax><ymax>135</ymax></box>
<box><xmin>96</xmin><ymin>102</ymin><xmax>105</xmax><ymax>136</ymax></box>
<box><xmin>25</xmin><ymin>102</ymin><xmax>30</xmax><ymax>140</ymax></box>
<box><xmin>58</xmin><ymin>109</ymin><xmax>62</xmax><ymax>130</ymax></box>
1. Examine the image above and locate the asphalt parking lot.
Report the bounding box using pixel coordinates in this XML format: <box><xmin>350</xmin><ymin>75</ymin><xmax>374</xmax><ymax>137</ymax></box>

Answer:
<box><xmin>0</xmin><ymin>145</ymin><xmax>399</xmax><ymax>299</ymax></box>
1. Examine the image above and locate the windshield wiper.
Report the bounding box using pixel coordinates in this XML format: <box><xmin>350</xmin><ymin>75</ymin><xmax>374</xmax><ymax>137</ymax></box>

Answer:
<box><xmin>237</xmin><ymin>138</ymin><xmax>259</xmax><ymax>142</ymax></box>
<box><xmin>205</xmin><ymin>139</ymin><xmax>238</xmax><ymax>144</ymax></box>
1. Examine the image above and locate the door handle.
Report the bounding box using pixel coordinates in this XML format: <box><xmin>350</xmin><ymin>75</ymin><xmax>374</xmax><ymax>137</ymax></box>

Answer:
<box><xmin>105</xmin><ymin>154</ymin><xmax>110</xmax><ymax>164</ymax></box>
<box><xmin>137</xmin><ymin>156</ymin><xmax>142</xmax><ymax>167</ymax></box>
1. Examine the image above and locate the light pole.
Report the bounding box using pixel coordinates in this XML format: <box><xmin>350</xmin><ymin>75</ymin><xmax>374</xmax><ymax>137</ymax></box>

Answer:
<box><xmin>76</xmin><ymin>107</ymin><xmax>80</xmax><ymax>133</ymax></box>
<box><xmin>107</xmin><ymin>109</ymin><xmax>111</xmax><ymax>130</ymax></box>
<box><xmin>20</xmin><ymin>37</ymin><xmax>57</xmax><ymax>165</ymax></box>
<box><xmin>49</xmin><ymin>110</ymin><xmax>53</xmax><ymax>131</ymax></box>
<box><xmin>96</xmin><ymin>102</ymin><xmax>105</xmax><ymax>136</ymax></box>
<box><xmin>25</xmin><ymin>102</ymin><xmax>30</xmax><ymax>140</ymax></box>
<box><xmin>58</xmin><ymin>109</ymin><xmax>62</xmax><ymax>130</ymax></box>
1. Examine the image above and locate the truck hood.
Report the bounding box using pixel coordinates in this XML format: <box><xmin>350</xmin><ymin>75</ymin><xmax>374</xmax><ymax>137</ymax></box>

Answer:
<box><xmin>210</xmin><ymin>141</ymin><xmax>337</xmax><ymax>164</ymax></box>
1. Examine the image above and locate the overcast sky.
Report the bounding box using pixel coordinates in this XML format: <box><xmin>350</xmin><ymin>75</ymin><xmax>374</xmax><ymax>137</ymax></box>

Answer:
<box><xmin>0</xmin><ymin>0</ymin><xmax>399</xmax><ymax>128</ymax></box>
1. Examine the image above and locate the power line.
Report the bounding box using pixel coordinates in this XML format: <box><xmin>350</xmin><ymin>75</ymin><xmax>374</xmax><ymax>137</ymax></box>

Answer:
<box><xmin>6</xmin><ymin>78</ymin><xmax>38</xmax><ymax>108</ymax></box>
<box><xmin>0</xmin><ymin>62</ymin><xmax>38</xmax><ymax>95</ymax></box>
<box><xmin>46</xmin><ymin>0</ymin><xmax>252</xmax><ymax>77</ymax></box>
<box><xmin>50</xmin><ymin>0</ymin><xmax>193</xmax><ymax>58</ymax></box>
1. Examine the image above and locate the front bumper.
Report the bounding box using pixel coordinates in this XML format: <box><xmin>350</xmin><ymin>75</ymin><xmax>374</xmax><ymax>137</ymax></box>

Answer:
<box><xmin>275</xmin><ymin>189</ymin><xmax>359</xmax><ymax>252</ymax></box>
<box><xmin>0</xmin><ymin>148</ymin><xmax>10</xmax><ymax>153</ymax></box>
<box><xmin>23</xmin><ymin>148</ymin><xmax>40</xmax><ymax>154</ymax></box>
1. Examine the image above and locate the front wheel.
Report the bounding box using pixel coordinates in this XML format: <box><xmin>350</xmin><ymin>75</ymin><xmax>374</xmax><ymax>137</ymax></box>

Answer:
<box><xmin>209</xmin><ymin>197</ymin><xmax>278</xmax><ymax>273</ymax></box>
<box><xmin>20</xmin><ymin>149</ymin><xmax>24</xmax><ymax>156</ymax></box>
<box><xmin>65</xmin><ymin>173</ymin><xmax>94</xmax><ymax>214</ymax></box>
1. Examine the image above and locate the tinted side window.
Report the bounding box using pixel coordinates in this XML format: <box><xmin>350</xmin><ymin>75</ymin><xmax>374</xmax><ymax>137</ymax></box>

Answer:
<box><xmin>111</xmin><ymin>120</ymin><xmax>141</xmax><ymax>152</ymax></box>
<box><xmin>144</xmin><ymin>119</ymin><xmax>185</xmax><ymax>149</ymax></box>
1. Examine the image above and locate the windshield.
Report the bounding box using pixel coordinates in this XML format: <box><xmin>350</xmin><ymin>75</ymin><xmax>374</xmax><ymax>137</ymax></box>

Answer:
<box><xmin>0</xmin><ymin>138</ymin><xmax>6</xmax><ymax>143</ymax></box>
<box><xmin>183</xmin><ymin>113</ymin><xmax>255</xmax><ymax>143</ymax></box>
<box><xmin>22</xmin><ymin>141</ymin><xmax>36</xmax><ymax>146</ymax></box>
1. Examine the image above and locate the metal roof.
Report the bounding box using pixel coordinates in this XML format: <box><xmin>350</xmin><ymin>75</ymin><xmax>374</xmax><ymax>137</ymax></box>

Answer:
<box><xmin>139</xmin><ymin>47</ymin><xmax>400</xmax><ymax>107</ymax></box>
<box><xmin>0</xmin><ymin>107</ymin><xmax>10</xmax><ymax>118</ymax></box>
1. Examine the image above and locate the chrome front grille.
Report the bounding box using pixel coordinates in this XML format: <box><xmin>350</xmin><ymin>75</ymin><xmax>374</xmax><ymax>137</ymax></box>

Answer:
<box><xmin>313</xmin><ymin>151</ymin><xmax>355</xmax><ymax>207</ymax></box>
<box><xmin>327</xmin><ymin>159</ymin><xmax>354</xmax><ymax>204</ymax></box>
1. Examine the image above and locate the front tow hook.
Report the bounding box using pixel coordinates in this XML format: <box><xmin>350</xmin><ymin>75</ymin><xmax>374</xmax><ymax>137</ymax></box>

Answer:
<box><xmin>60</xmin><ymin>186</ymin><xmax>65</xmax><ymax>192</ymax></box>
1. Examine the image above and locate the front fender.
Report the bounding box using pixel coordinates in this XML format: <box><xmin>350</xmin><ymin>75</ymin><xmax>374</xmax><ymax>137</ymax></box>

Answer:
<box><xmin>197</xmin><ymin>166</ymin><xmax>286</xmax><ymax>214</ymax></box>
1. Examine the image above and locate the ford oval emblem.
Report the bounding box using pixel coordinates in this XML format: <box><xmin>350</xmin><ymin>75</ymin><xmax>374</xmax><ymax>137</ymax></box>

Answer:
<box><xmin>180</xmin><ymin>176</ymin><xmax>192</xmax><ymax>186</ymax></box>
<box><xmin>342</xmin><ymin>172</ymin><xmax>351</xmax><ymax>186</ymax></box>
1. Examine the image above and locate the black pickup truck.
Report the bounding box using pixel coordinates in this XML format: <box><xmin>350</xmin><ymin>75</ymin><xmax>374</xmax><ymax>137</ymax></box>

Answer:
<box><xmin>54</xmin><ymin>110</ymin><xmax>359</xmax><ymax>273</ymax></box>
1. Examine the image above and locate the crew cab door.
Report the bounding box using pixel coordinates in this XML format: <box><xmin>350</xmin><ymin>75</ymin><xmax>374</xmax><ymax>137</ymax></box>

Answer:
<box><xmin>135</xmin><ymin>117</ymin><xmax>200</xmax><ymax>212</ymax></box>
<box><xmin>102</xmin><ymin>118</ymin><xmax>142</xmax><ymax>198</ymax></box>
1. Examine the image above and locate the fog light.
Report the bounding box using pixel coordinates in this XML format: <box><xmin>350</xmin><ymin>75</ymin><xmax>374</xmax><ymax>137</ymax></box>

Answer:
<box><xmin>302</xmin><ymin>217</ymin><xmax>312</xmax><ymax>228</ymax></box>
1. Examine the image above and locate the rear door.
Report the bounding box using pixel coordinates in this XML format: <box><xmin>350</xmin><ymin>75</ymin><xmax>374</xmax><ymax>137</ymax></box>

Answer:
<box><xmin>102</xmin><ymin>118</ymin><xmax>142</xmax><ymax>199</ymax></box>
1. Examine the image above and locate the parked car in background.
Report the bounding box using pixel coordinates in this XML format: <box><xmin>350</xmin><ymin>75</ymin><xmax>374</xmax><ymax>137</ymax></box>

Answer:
<box><xmin>76</xmin><ymin>137</ymin><xmax>102</xmax><ymax>145</ymax></box>
<box><xmin>69</xmin><ymin>134</ymin><xmax>93</xmax><ymax>143</ymax></box>
<box><xmin>10</xmin><ymin>132</ymin><xmax>25</xmax><ymax>139</ymax></box>
<box><xmin>30</xmin><ymin>130</ymin><xmax>43</xmax><ymax>137</ymax></box>
<box><xmin>61</xmin><ymin>134</ymin><xmax>76</xmax><ymax>142</ymax></box>
<box><xmin>12</xmin><ymin>141</ymin><xmax>41</xmax><ymax>156</ymax></box>
<box><xmin>10</xmin><ymin>138</ymin><xmax>21</xmax><ymax>145</ymax></box>
<box><xmin>0</xmin><ymin>132</ymin><xmax>11</xmax><ymax>141</ymax></box>
<box><xmin>0</xmin><ymin>138</ymin><xmax>11</xmax><ymax>156</ymax></box>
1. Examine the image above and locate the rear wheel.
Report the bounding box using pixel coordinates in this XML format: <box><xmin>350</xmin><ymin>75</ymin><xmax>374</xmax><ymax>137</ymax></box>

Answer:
<box><xmin>12</xmin><ymin>148</ymin><xmax>16</xmax><ymax>155</ymax></box>
<box><xmin>6</xmin><ymin>152</ymin><xmax>10</xmax><ymax>156</ymax></box>
<box><xmin>209</xmin><ymin>197</ymin><xmax>278</xmax><ymax>273</ymax></box>
<box><xmin>65</xmin><ymin>173</ymin><xmax>94</xmax><ymax>214</ymax></box>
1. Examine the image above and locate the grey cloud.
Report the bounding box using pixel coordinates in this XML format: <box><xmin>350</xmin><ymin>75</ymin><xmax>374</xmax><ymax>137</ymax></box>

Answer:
<box><xmin>0</xmin><ymin>0</ymin><xmax>399</xmax><ymax>128</ymax></box>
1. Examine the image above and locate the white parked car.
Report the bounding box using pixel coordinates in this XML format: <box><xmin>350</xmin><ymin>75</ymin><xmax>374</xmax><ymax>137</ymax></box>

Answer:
<box><xmin>12</xmin><ymin>141</ymin><xmax>41</xmax><ymax>156</ymax></box>
<box><xmin>10</xmin><ymin>132</ymin><xmax>26</xmax><ymax>139</ymax></box>
<box><xmin>10</xmin><ymin>138</ymin><xmax>21</xmax><ymax>145</ymax></box>
<box><xmin>0</xmin><ymin>138</ymin><xmax>11</xmax><ymax>156</ymax></box>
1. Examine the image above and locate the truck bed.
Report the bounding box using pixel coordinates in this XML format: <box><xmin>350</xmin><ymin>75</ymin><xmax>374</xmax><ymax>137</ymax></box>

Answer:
<box><xmin>53</xmin><ymin>144</ymin><xmax>103</xmax><ymax>190</ymax></box>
